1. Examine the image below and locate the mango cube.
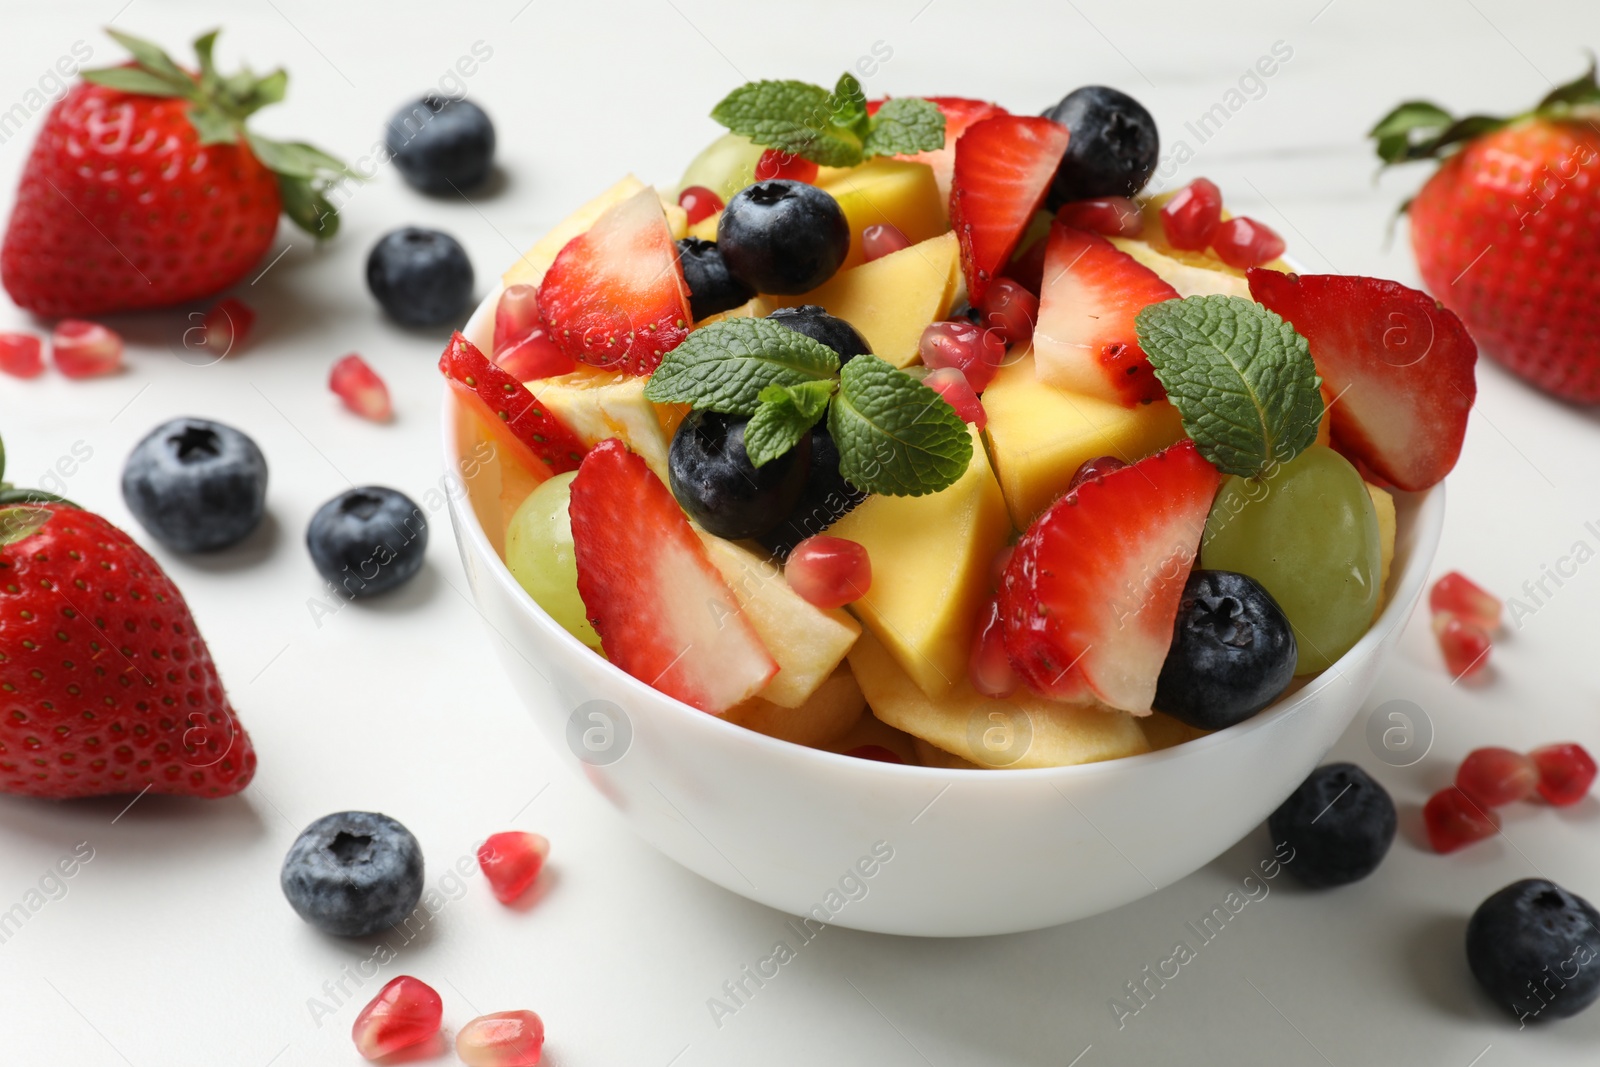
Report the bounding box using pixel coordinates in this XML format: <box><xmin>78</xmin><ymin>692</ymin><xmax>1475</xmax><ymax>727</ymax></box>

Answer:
<box><xmin>725</xmin><ymin>665</ymin><xmax>866</xmax><ymax>747</ymax></box>
<box><xmin>816</xmin><ymin>160</ymin><xmax>947</xmax><ymax>273</ymax></box>
<box><xmin>527</xmin><ymin>368</ymin><xmax>687</xmax><ymax>484</ymax></box>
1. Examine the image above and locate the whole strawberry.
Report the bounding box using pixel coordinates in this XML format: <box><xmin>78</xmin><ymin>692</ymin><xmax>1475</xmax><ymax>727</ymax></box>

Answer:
<box><xmin>1372</xmin><ymin>62</ymin><xmax>1600</xmax><ymax>402</ymax></box>
<box><xmin>1</xmin><ymin>29</ymin><xmax>350</xmax><ymax>317</ymax></box>
<box><xmin>0</xmin><ymin>447</ymin><xmax>255</xmax><ymax>798</ymax></box>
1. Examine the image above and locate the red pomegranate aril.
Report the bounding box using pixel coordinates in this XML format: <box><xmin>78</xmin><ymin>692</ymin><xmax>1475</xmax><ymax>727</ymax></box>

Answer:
<box><xmin>1210</xmin><ymin>216</ymin><xmax>1286</xmax><ymax>270</ymax></box>
<box><xmin>845</xmin><ymin>745</ymin><xmax>902</xmax><ymax>763</ymax></box>
<box><xmin>1456</xmin><ymin>747</ymin><xmax>1539</xmax><ymax>807</ymax></box>
<box><xmin>51</xmin><ymin>320</ymin><xmax>122</xmax><ymax>379</ymax></box>
<box><xmin>352</xmin><ymin>976</ymin><xmax>444</xmax><ymax>1061</ymax></box>
<box><xmin>201</xmin><ymin>297</ymin><xmax>256</xmax><ymax>357</ymax></box>
<box><xmin>976</xmin><ymin>277</ymin><xmax>1039</xmax><ymax>346</ymax></box>
<box><xmin>786</xmin><ymin>535</ymin><xmax>871</xmax><ymax>609</ymax></box>
<box><xmin>330</xmin><ymin>354</ymin><xmax>393</xmax><ymax>422</ymax></box>
<box><xmin>1056</xmin><ymin>196</ymin><xmax>1144</xmax><ymax>237</ymax></box>
<box><xmin>494</xmin><ymin>284</ymin><xmax>574</xmax><ymax>381</ymax></box>
<box><xmin>862</xmin><ymin>223</ymin><xmax>911</xmax><ymax>262</ymax></box>
<box><xmin>1067</xmin><ymin>455</ymin><xmax>1128</xmax><ymax>494</ymax></box>
<box><xmin>1433</xmin><ymin>611</ymin><xmax>1491</xmax><ymax>680</ymax></box>
<box><xmin>678</xmin><ymin>184</ymin><xmax>724</xmax><ymax>225</ymax></box>
<box><xmin>478</xmin><ymin>831</ymin><xmax>550</xmax><ymax>905</ymax></box>
<box><xmin>1529</xmin><ymin>743</ymin><xmax>1598</xmax><ymax>806</ymax></box>
<box><xmin>923</xmin><ymin>367</ymin><xmax>986</xmax><ymax>429</ymax></box>
<box><xmin>919</xmin><ymin>320</ymin><xmax>1006</xmax><ymax>392</ymax></box>
<box><xmin>1160</xmin><ymin>178</ymin><xmax>1224</xmax><ymax>250</ymax></box>
<box><xmin>754</xmin><ymin>148</ymin><xmax>818</xmax><ymax>184</ymax></box>
<box><xmin>1423</xmin><ymin>786</ymin><xmax>1500</xmax><ymax>853</ymax></box>
<box><xmin>970</xmin><ymin>595</ymin><xmax>1019</xmax><ymax>697</ymax></box>
<box><xmin>456</xmin><ymin>1010</ymin><xmax>546</xmax><ymax>1067</ymax></box>
<box><xmin>1429</xmin><ymin>571</ymin><xmax>1502</xmax><ymax>632</ymax></box>
<box><xmin>0</xmin><ymin>332</ymin><xmax>43</xmax><ymax>378</ymax></box>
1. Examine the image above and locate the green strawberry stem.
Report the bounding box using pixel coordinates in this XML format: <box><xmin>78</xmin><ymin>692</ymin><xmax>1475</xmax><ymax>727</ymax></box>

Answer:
<box><xmin>81</xmin><ymin>28</ymin><xmax>356</xmax><ymax>238</ymax></box>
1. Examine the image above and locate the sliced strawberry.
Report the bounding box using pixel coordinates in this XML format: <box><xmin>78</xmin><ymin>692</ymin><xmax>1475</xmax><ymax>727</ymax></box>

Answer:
<box><xmin>1248</xmin><ymin>270</ymin><xmax>1477</xmax><ymax>491</ymax></box>
<box><xmin>949</xmin><ymin>115</ymin><xmax>1070</xmax><ymax>303</ymax></box>
<box><xmin>438</xmin><ymin>332</ymin><xmax>586</xmax><ymax>478</ymax></box>
<box><xmin>537</xmin><ymin>188</ymin><xmax>692</xmax><ymax>375</ymax></box>
<box><xmin>1033</xmin><ymin>224</ymin><xmax>1179</xmax><ymax>406</ymax></box>
<box><xmin>870</xmin><ymin>96</ymin><xmax>1008</xmax><ymax>202</ymax></box>
<box><xmin>569</xmin><ymin>440</ymin><xmax>777</xmax><ymax>713</ymax></box>
<box><xmin>1000</xmin><ymin>439</ymin><xmax>1219</xmax><ymax>712</ymax></box>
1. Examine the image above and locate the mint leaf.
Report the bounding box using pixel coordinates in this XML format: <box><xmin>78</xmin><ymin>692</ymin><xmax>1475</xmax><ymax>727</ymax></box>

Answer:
<box><xmin>745</xmin><ymin>381</ymin><xmax>835</xmax><ymax>467</ymax></box>
<box><xmin>710</xmin><ymin>79</ymin><xmax>863</xmax><ymax>167</ymax></box>
<box><xmin>644</xmin><ymin>318</ymin><xmax>841</xmax><ymax>415</ymax></box>
<box><xmin>1135</xmin><ymin>295</ymin><xmax>1324</xmax><ymax>478</ymax></box>
<box><xmin>863</xmin><ymin>97</ymin><xmax>946</xmax><ymax>158</ymax></box>
<box><xmin>832</xmin><ymin>72</ymin><xmax>869</xmax><ymax>137</ymax></box>
<box><xmin>829</xmin><ymin>356</ymin><xmax>972</xmax><ymax>496</ymax></box>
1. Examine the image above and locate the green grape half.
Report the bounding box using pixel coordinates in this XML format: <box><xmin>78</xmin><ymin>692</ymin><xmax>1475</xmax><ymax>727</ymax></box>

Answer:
<box><xmin>505</xmin><ymin>472</ymin><xmax>601</xmax><ymax>648</ymax></box>
<box><xmin>676</xmin><ymin>132</ymin><xmax>765</xmax><ymax>201</ymax></box>
<box><xmin>1200</xmin><ymin>445</ymin><xmax>1381</xmax><ymax>676</ymax></box>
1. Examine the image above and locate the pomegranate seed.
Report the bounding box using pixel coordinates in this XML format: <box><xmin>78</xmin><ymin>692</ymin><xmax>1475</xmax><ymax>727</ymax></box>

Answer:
<box><xmin>1423</xmin><ymin>786</ymin><xmax>1501</xmax><ymax>853</ymax></box>
<box><xmin>919</xmin><ymin>320</ymin><xmax>1006</xmax><ymax>392</ymax></box>
<box><xmin>1067</xmin><ymin>455</ymin><xmax>1128</xmax><ymax>494</ymax></box>
<box><xmin>1160</xmin><ymin>178</ymin><xmax>1224</xmax><ymax>251</ymax></box>
<box><xmin>923</xmin><ymin>367</ymin><xmax>986</xmax><ymax>429</ymax></box>
<box><xmin>51</xmin><ymin>320</ymin><xmax>122</xmax><ymax>379</ymax></box>
<box><xmin>969</xmin><ymin>595</ymin><xmax>1018</xmax><ymax>697</ymax></box>
<box><xmin>1005</xmin><ymin>237</ymin><xmax>1047</xmax><ymax>295</ymax></box>
<box><xmin>1455</xmin><ymin>747</ymin><xmax>1539</xmax><ymax>807</ymax></box>
<box><xmin>478</xmin><ymin>831</ymin><xmax>550</xmax><ymax>904</ymax></box>
<box><xmin>975</xmin><ymin>277</ymin><xmax>1039</xmax><ymax>347</ymax></box>
<box><xmin>0</xmin><ymin>332</ymin><xmax>43</xmax><ymax>378</ymax></box>
<box><xmin>1056</xmin><ymin>197</ymin><xmax>1144</xmax><ymax>237</ymax></box>
<box><xmin>1433</xmin><ymin>611</ymin><xmax>1491</xmax><ymax>680</ymax></box>
<box><xmin>785</xmin><ymin>535</ymin><xmax>871</xmax><ymax>609</ymax></box>
<box><xmin>494</xmin><ymin>284</ymin><xmax>573</xmax><ymax>381</ymax></box>
<box><xmin>330</xmin><ymin>354</ymin><xmax>393</xmax><ymax>422</ymax></box>
<box><xmin>845</xmin><ymin>745</ymin><xmax>902</xmax><ymax>763</ymax></box>
<box><xmin>456</xmin><ymin>1010</ymin><xmax>546</xmax><ymax>1067</ymax></box>
<box><xmin>1210</xmin><ymin>216</ymin><xmax>1287</xmax><ymax>269</ymax></box>
<box><xmin>1529</xmin><ymin>743</ymin><xmax>1598</xmax><ymax>806</ymax></box>
<box><xmin>754</xmin><ymin>148</ymin><xmax>819</xmax><ymax>184</ymax></box>
<box><xmin>1429</xmin><ymin>571</ymin><xmax>1501</xmax><ymax>632</ymax></box>
<box><xmin>862</xmin><ymin>223</ymin><xmax>911</xmax><ymax>262</ymax></box>
<box><xmin>351</xmin><ymin>976</ymin><xmax>443</xmax><ymax>1061</ymax></box>
<box><xmin>678</xmin><ymin>184</ymin><xmax>724</xmax><ymax>225</ymax></box>
<box><xmin>201</xmin><ymin>297</ymin><xmax>256</xmax><ymax>357</ymax></box>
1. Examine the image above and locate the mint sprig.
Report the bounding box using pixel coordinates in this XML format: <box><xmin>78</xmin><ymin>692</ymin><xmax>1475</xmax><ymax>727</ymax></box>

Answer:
<box><xmin>745</xmin><ymin>380</ymin><xmax>835</xmax><ymax>467</ymax></box>
<box><xmin>643</xmin><ymin>317</ymin><xmax>839</xmax><ymax>413</ymax></box>
<box><xmin>711</xmin><ymin>73</ymin><xmax>945</xmax><ymax>168</ymax></box>
<box><xmin>829</xmin><ymin>357</ymin><xmax>972</xmax><ymax>496</ymax></box>
<box><xmin>1135</xmin><ymin>295</ymin><xmax>1324</xmax><ymax>478</ymax></box>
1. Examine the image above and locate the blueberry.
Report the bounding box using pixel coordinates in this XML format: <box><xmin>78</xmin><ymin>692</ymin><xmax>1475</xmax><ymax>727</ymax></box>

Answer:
<box><xmin>306</xmin><ymin>486</ymin><xmax>428</xmax><ymax>598</ymax></box>
<box><xmin>366</xmin><ymin>227</ymin><xmax>474</xmax><ymax>326</ymax></box>
<box><xmin>120</xmin><ymin>417</ymin><xmax>267</xmax><ymax>552</ymax></box>
<box><xmin>1268</xmin><ymin>763</ymin><xmax>1396</xmax><ymax>888</ymax></box>
<box><xmin>757</xmin><ymin>424</ymin><xmax>867</xmax><ymax>560</ymax></box>
<box><xmin>765</xmin><ymin>305</ymin><xmax>871</xmax><ymax>363</ymax></box>
<box><xmin>718</xmin><ymin>180</ymin><xmax>850</xmax><ymax>294</ymax></box>
<box><xmin>668</xmin><ymin>410</ymin><xmax>811</xmax><ymax>541</ymax></box>
<box><xmin>1154</xmin><ymin>570</ymin><xmax>1296</xmax><ymax>730</ymax></box>
<box><xmin>1467</xmin><ymin>878</ymin><xmax>1600</xmax><ymax>1022</ymax></box>
<box><xmin>281</xmin><ymin>811</ymin><xmax>424</xmax><ymax>937</ymax></box>
<box><xmin>385</xmin><ymin>94</ymin><xmax>496</xmax><ymax>195</ymax></box>
<box><xmin>676</xmin><ymin>238</ymin><xmax>754</xmax><ymax>321</ymax></box>
<box><xmin>1041</xmin><ymin>86</ymin><xmax>1160</xmax><ymax>207</ymax></box>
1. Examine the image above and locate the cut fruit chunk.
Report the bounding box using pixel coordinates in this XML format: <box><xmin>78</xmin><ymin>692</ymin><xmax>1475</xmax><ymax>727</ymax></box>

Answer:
<box><xmin>503</xmin><ymin>175</ymin><xmax>647</xmax><ymax>289</ymax></box>
<box><xmin>1139</xmin><ymin>712</ymin><xmax>1209</xmax><ymax>752</ymax></box>
<box><xmin>724</xmin><ymin>664</ymin><xmax>866</xmax><ymax>748</ymax></box>
<box><xmin>439</xmin><ymin>333</ymin><xmax>587</xmax><ymax>478</ymax></box>
<box><xmin>1034</xmin><ymin>224</ymin><xmax>1178</xmax><ymax>406</ymax></box>
<box><xmin>569</xmin><ymin>440</ymin><xmax>776</xmax><ymax>713</ymax></box>
<box><xmin>1368</xmin><ymin>482</ymin><xmax>1396</xmax><ymax>619</ymax></box>
<box><xmin>949</xmin><ymin>115</ymin><xmax>1071</xmax><ymax>303</ymax></box>
<box><xmin>527</xmin><ymin>367</ymin><xmax>687</xmax><ymax>484</ymax></box>
<box><xmin>822</xmin><ymin>705</ymin><xmax>920</xmax><ymax>765</ymax></box>
<box><xmin>1000</xmin><ymin>439</ymin><xmax>1220</xmax><ymax>712</ymax></box>
<box><xmin>1109</xmin><ymin>236</ymin><xmax>1253</xmax><ymax>298</ymax></box>
<box><xmin>870</xmin><ymin>96</ymin><xmax>1008</xmax><ymax>209</ymax></box>
<box><xmin>828</xmin><ymin>427</ymin><xmax>1010</xmax><ymax>699</ymax></box>
<box><xmin>699</xmin><ymin>534</ymin><xmax>860</xmax><ymax>709</ymax></box>
<box><xmin>537</xmin><ymin>187</ymin><xmax>692</xmax><ymax>375</ymax></box>
<box><xmin>1248</xmin><ymin>270</ymin><xmax>1478</xmax><ymax>492</ymax></box>
<box><xmin>849</xmin><ymin>631</ymin><xmax>1150</xmax><ymax>768</ymax></box>
<box><xmin>815</xmin><ymin>159</ymin><xmax>947</xmax><ymax>274</ymax></box>
<box><xmin>983</xmin><ymin>350</ymin><xmax>1186</xmax><ymax>529</ymax></box>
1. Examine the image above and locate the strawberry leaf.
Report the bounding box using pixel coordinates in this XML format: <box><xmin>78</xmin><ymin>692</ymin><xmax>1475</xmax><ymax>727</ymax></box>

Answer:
<box><xmin>276</xmin><ymin>175</ymin><xmax>339</xmax><ymax>239</ymax></box>
<box><xmin>81</xmin><ymin>66</ymin><xmax>191</xmax><ymax>98</ymax></box>
<box><xmin>106</xmin><ymin>29</ymin><xmax>191</xmax><ymax>86</ymax></box>
<box><xmin>1537</xmin><ymin>56</ymin><xmax>1600</xmax><ymax>112</ymax></box>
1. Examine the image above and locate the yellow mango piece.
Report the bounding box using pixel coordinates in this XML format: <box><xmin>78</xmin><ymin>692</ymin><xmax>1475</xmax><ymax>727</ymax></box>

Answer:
<box><xmin>816</xmin><ymin>160</ymin><xmax>947</xmax><ymax>272</ymax></box>
<box><xmin>823</xmin><ymin>709</ymin><xmax>920</xmax><ymax>764</ymax></box>
<box><xmin>527</xmin><ymin>368</ymin><xmax>685</xmax><ymax>484</ymax></box>
<box><xmin>696</xmin><ymin>296</ymin><xmax>768</xmax><ymax>328</ymax></box>
<box><xmin>1134</xmin><ymin>195</ymin><xmax>1293</xmax><ymax>276</ymax></box>
<box><xmin>725</xmin><ymin>665</ymin><xmax>866</xmax><ymax>748</ymax></box>
<box><xmin>700</xmin><ymin>535</ymin><xmax>861</xmax><ymax>708</ymax></box>
<box><xmin>849</xmin><ymin>632</ymin><xmax>1150</xmax><ymax>768</ymax></box>
<box><xmin>502</xmin><ymin>175</ymin><xmax>647</xmax><ymax>289</ymax></box>
<box><xmin>1110</xmin><ymin>236</ymin><xmax>1252</xmax><ymax>299</ymax></box>
<box><xmin>1367</xmin><ymin>482</ymin><xmax>1396</xmax><ymax>618</ymax></box>
<box><xmin>1139</xmin><ymin>712</ymin><xmax>1209</xmax><ymax>752</ymax></box>
<box><xmin>982</xmin><ymin>351</ymin><xmax>1186</xmax><ymax>529</ymax></box>
<box><xmin>828</xmin><ymin>427</ymin><xmax>1010</xmax><ymax>699</ymax></box>
<box><xmin>912</xmin><ymin>737</ymin><xmax>981</xmax><ymax>769</ymax></box>
<box><xmin>687</xmin><ymin>211</ymin><xmax>719</xmax><ymax>242</ymax></box>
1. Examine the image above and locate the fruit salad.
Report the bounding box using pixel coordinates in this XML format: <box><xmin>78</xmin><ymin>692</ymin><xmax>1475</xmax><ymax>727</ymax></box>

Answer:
<box><xmin>444</xmin><ymin>75</ymin><xmax>1478</xmax><ymax>770</ymax></box>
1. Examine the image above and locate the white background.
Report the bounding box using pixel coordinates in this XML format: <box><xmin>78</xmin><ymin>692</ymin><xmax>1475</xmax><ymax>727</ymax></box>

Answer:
<box><xmin>2</xmin><ymin>0</ymin><xmax>1600</xmax><ymax>1063</ymax></box>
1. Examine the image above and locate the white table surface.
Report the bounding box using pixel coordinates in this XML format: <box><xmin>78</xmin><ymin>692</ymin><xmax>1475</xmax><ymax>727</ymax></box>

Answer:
<box><xmin>4</xmin><ymin>0</ymin><xmax>1600</xmax><ymax>1063</ymax></box>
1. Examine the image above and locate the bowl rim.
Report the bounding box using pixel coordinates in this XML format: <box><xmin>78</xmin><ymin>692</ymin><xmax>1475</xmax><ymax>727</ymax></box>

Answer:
<box><xmin>444</xmin><ymin>290</ymin><xmax>1446</xmax><ymax>782</ymax></box>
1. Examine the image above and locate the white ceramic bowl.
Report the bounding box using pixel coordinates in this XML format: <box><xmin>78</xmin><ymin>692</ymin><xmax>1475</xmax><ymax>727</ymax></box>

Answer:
<box><xmin>444</xmin><ymin>287</ymin><xmax>1445</xmax><ymax>937</ymax></box>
